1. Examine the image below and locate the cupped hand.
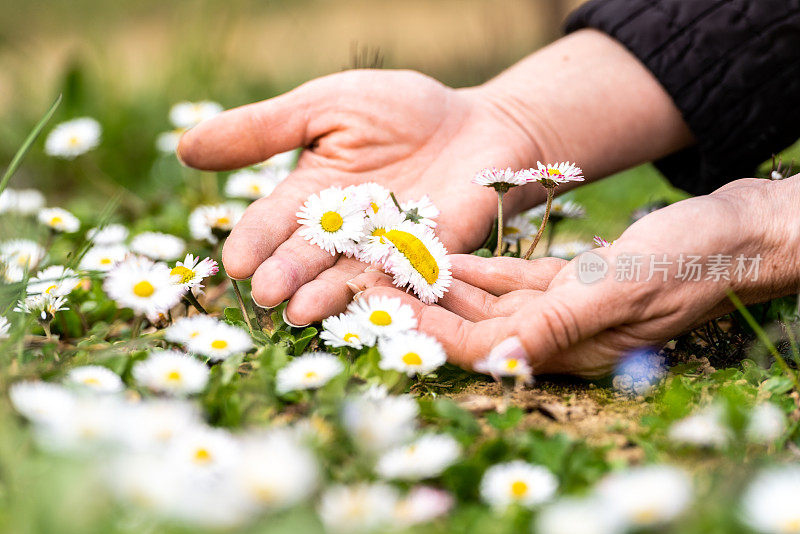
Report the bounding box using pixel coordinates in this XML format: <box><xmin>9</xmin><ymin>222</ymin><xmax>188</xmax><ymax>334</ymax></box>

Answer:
<box><xmin>351</xmin><ymin>178</ymin><xmax>800</xmax><ymax>377</ymax></box>
<box><xmin>177</xmin><ymin>70</ymin><xmax>544</xmax><ymax>325</ymax></box>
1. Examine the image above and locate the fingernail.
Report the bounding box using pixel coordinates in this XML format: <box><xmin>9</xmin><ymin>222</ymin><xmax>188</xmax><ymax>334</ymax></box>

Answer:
<box><xmin>346</xmin><ymin>280</ymin><xmax>364</xmax><ymax>294</ymax></box>
<box><xmin>352</xmin><ymin>290</ymin><xmax>364</xmax><ymax>301</ymax></box>
<box><xmin>489</xmin><ymin>336</ymin><xmax>528</xmax><ymax>360</ymax></box>
<box><xmin>364</xmin><ymin>265</ymin><xmax>381</xmax><ymax>273</ymax></box>
<box><xmin>282</xmin><ymin>307</ymin><xmax>310</xmax><ymax>329</ymax></box>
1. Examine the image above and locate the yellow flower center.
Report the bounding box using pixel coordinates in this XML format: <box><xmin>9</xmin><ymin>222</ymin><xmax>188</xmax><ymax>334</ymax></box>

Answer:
<box><xmin>370</xmin><ymin>202</ymin><xmax>380</xmax><ymax>214</ymax></box>
<box><xmin>190</xmin><ymin>331</ymin><xmax>200</xmax><ymax>338</ymax></box>
<box><xmin>211</xmin><ymin>339</ymin><xmax>228</xmax><ymax>350</ymax></box>
<box><xmin>632</xmin><ymin>508</ymin><xmax>658</xmax><ymax>525</ymax></box>
<box><xmin>503</xmin><ymin>226</ymin><xmax>520</xmax><ymax>236</ymax></box>
<box><xmin>215</xmin><ymin>216</ymin><xmax>231</xmax><ymax>227</ymax></box>
<box><xmin>170</xmin><ymin>265</ymin><xmax>196</xmax><ymax>284</ymax></box>
<box><xmin>83</xmin><ymin>377</ymin><xmax>101</xmax><ymax>386</ymax></box>
<box><xmin>510</xmin><ymin>480</ymin><xmax>528</xmax><ymax>497</ymax></box>
<box><xmin>547</xmin><ymin>168</ymin><xmax>562</xmax><ymax>176</ymax></box>
<box><xmin>100</xmin><ymin>257</ymin><xmax>112</xmax><ymax>265</ymax></box>
<box><xmin>343</xmin><ymin>333</ymin><xmax>359</xmax><ymax>343</ymax></box>
<box><xmin>45</xmin><ymin>284</ymin><xmax>58</xmax><ymax>294</ymax></box>
<box><xmin>383</xmin><ymin>229</ymin><xmax>439</xmax><ymax>284</ymax></box>
<box><xmin>193</xmin><ymin>447</ymin><xmax>212</xmax><ymax>464</ymax></box>
<box><xmin>68</xmin><ymin>136</ymin><xmax>81</xmax><ymax>147</ymax></box>
<box><xmin>166</xmin><ymin>370</ymin><xmax>182</xmax><ymax>382</ymax></box>
<box><xmin>249</xmin><ymin>184</ymin><xmax>262</xmax><ymax>195</ymax></box>
<box><xmin>132</xmin><ymin>280</ymin><xmax>155</xmax><ymax>297</ymax></box>
<box><xmin>50</xmin><ymin>216</ymin><xmax>63</xmax><ymax>226</ymax></box>
<box><xmin>16</xmin><ymin>254</ymin><xmax>31</xmax><ymax>267</ymax></box>
<box><xmin>320</xmin><ymin>211</ymin><xmax>344</xmax><ymax>233</ymax></box>
<box><xmin>304</xmin><ymin>371</ymin><xmax>318</xmax><ymax>381</ymax></box>
<box><xmin>506</xmin><ymin>359</ymin><xmax>519</xmax><ymax>370</ymax></box>
<box><xmin>402</xmin><ymin>352</ymin><xmax>422</xmax><ymax>366</ymax></box>
<box><xmin>369</xmin><ymin>310</ymin><xmax>392</xmax><ymax>326</ymax></box>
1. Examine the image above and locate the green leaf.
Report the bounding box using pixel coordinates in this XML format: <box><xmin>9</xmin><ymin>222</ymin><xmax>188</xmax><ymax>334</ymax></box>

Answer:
<box><xmin>293</xmin><ymin>326</ymin><xmax>318</xmax><ymax>355</ymax></box>
<box><xmin>472</xmin><ymin>248</ymin><xmax>492</xmax><ymax>258</ymax></box>
<box><xmin>486</xmin><ymin>406</ymin><xmax>523</xmax><ymax>430</ymax></box>
<box><xmin>224</xmin><ymin>306</ymin><xmax>244</xmax><ymax>324</ymax></box>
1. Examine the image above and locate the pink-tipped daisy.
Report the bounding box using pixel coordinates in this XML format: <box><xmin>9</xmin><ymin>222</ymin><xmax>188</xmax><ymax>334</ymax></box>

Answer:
<box><xmin>527</xmin><ymin>161</ymin><xmax>584</xmax><ymax>187</ymax></box>
<box><xmin>472</xmin><ymin>167</ymin><xmax>528</xmax><ymax>193</ymax></box>
<box><xmin>170</xmin><ymin>254</ymin><xmax>219</xmax><ymax>290</ymax></box>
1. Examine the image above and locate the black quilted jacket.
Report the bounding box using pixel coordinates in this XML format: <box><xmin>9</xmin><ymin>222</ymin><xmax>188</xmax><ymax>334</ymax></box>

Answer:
<box><xmin>565</xmin><ymin>0</ymin><xmax>800</xmax><ymax>195</ymax></box>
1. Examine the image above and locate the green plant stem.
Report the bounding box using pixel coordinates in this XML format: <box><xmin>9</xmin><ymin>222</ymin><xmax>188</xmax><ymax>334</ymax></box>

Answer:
<box><xmin>495</xmin><ymin>191</ymin><xmax>505</xmax><ymax>257</ymax></box>
<box><xmin>389</xmin><ymin>191</ymin><xmax>403</xmax><ymax>213</ymax></box>
<box><xmin>183</xmin><ymin>291</ymin><xmax>208</xmax><ymax>315</ymax></box>
<box><xmin>130</xmin><ymin>316</ymin><xmax>144</xmax><ymax>339</ymax></box>
<box><xmin>523</xmin><ymin>187</ymin><xmax>555</xmax><ymax>260</ymax></box>
<box><xmin>230</xmin><ymin>278</ymin><xmax>253</xmax><ymax>333</ymax></box>
<box><xmin>785</xmin><ymin>322</ymin><xmax>800</xmax><ymax>368</ymax></box>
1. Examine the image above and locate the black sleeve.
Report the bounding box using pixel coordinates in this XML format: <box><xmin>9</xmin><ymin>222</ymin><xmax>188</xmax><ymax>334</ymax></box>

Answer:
<box><xmin>565</xmin><ymin>0</ymin><xmax>800</xmax><ymax>195</ymax></box>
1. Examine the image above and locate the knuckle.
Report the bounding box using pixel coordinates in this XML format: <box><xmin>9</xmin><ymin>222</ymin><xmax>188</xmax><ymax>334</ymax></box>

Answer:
<box><xmin>537</xmin><ymin>299</ymin><xmax>582</xmax><ymax>354</ymax></box>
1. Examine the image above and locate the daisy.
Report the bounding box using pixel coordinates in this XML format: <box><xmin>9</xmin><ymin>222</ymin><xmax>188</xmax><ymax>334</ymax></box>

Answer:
<box><xmin>1</xmin><ymin>239</ymin><xmax>45</xmax><ymax>281</ymax></box>
<box><xmin>480</xmin><ymin>460</ymin><xmax>558</xmax><ymax>509</ymax></box>
<box><xmin>320</xmin><ymin>312</ymin><xmax>377</xmax><ymax>349</ymax></box>
<box><xmin>593</xmin><ymin>235</ymin><xmax>614</xmax><ymax>247</ymax></box>
<box><xmin>0</xmin><ymin>188</ymin><xmax>45</xmax><ymax>215</ymax></box>
<box><xmin>114</xmin><ymin>399</ymin><xmax>202</xmax><ymax>451</ymax></box>
<box><xmin>746</xmin><ymin>403</ymin><xmax>786</xmax><ymax>444</ymax></box>
<box><xmin>188</xmin><ymin>203</ymin><xmax>245</xmax><ymax>244</ymax></box>
<box><xmin>234</xmin><ymin>430</ymin><xmax>319</xmax><ymax>511</ymax></box>
<box><xmin>401</xmin><ymin>195</ymin><xmax>439</xmax><ymax>227</ymax></box>
<box><xmin>536</xmin><ymin>497</ymin><xmax>626</xmax><ymax>534</ymax></box>
<box><xmin>341</xmin><ymin>385</ymin><xmax>419</xmax><ymax>453</ymax></box>
<box><xmin>0</xmin><ymin>316</ymin><xmax>9</xmax><ymax>340</ymax></box>
<box><xmin>548</xmin><ymin>240</ymin><xmax>593</xmax><ymax>260</ymax></box>
<box><xmin>318</xmin><ymin>483</ymin><xmax>399</xmax><ymax>533</ymax></box>
<box><xmin>393</xmin><ymin>486</ymin><xmax>454</xmax><ymax>528</ymax></box>
<box><xmin>167</xmin><ymin>425</ymin><xmax>239</xmax><ymax>475</ymax></box>
<box><xmin>186</xmin><ymin>322</ymin><xmax>252</xmax><ymax>361</ymax></box>
<box><xmin>132</xmin><ymin>350</ymin><xmax>210</xmax><ymax>395</ymax></box>
<box><xmin>156</xmin><ymin>128</ymin><xmax>185</xmax><ymax>153</ymax></box>
<box><xmin>35</xmin><ymin>396</ymin><xmax>121</xmax><ymax>452</ymax></box>
<box><xmin>224</xmin><ymin>169</ymin><xmax>280</xmax><ymax>200</ymax></box>
<box><xmin>472</xmin><ymin>167</ymin><xmax>528</xmax><ymax>192</ymax></box>
<box><xmin>131</xmin><ymin>232</ymin><xmax>186</xmax><ymax>261</ymax></box>
<box><xmin>355</xmin><ymin>182</ymin><xmax>392</xmax><ymax>215</ymax></box>
<box><xmin>527</xmin><ymin>198</ymin><xmax>586</xmax><ymax>220</ymax></box>
<box><xmin>0</xmin><ymin>189</ymin><xmax>16</xmax><ymax>213</ymax></box>
<box><xmin>378</xmin><ymin>331</ymin><xmax>446</xmax><ymax>376</ymax></box>
<box><xmin>44</xmin><ymin>117</ymin><xmax>101</xmax><ymax>159</ymax></box>
<box><xmin>668</xmin><ymin>405</ymin><xmax>730</xmax><ymax>448</ymax></box>
<box><xmin>65</xmin><ymin>365</ymin><xmax>124</xmax><ymax>394</ymax></box>
<box><xmin>79</xmin><ymin>245</ymin><xmax>128</xmax><ymax>272</ymax></box>
<box><xmin>474</xmin><ymin>347</ymin><xmax>533</xmax><ymax>381</ymax></box>
<box><xmin>9</xmin><ymin>381</ymin><xmax>76</xmax><ymax>425</ymax></box>
<box><xmin>742</xmin><ymin>466</ymin><xmax>800</xmax><ymax>534</ymax></box>
<box><xmin>38</xmin><ymin>207</ymin><xmax>80</xmax><ymax>233</ymax></box>
<box><xmin>103</xmin><ymin>256</ymin><xmax>185</xmax><ymax>316</ymax></box>
<box><xmin>356</xmin><ymin>203</ymin><xmax>407</xmax><ymax>259</ymax></box>
<box><xmin>27</xmin><ymin>265</ymin><xmax>81</xmax><ymax>297</ymax></box>
<box><xmin>86</xmin><ymin>224</ymin><xmax>128</xmax><ymax>245</ymax></box>
<box><xmin>361</xmin><ymin>221</ymin><xmax>452</xmax><ymax>304</ymax></box>
<box><xmin>595</xmin><ymin>465</ymin><xmax>692</xmax><ymax>528</ymax></box>
<box><xmin>275</xmin><ymin>352</ymin><xmax>344</xmax><ymax>394</ymax></box>
<box><xmin>526</xmin><ymin>161</ymin><xmax>584</xmax><ymax>187</ymax></box>
<box><xmin>170</xmin><ymin>253</ymin><xmax>218</xmax><ymax>289</ymax></box>
<box><xmin>165</xmin><ymin>315</ymin><xmax>221</xmax><ymax>344</ymax></box>
<box><xmin>375</xmin><ymin>433</ymin><xmax>460</xmax><ymax>480</ymax></box>
<box><xmin>501</xmin><ymin>213</ymin><xmax>537</xmax><ymax>245</ymax></box>
<box><xmin>297</xmin><ymin>187</ymin><xmax>366</xmax><ymax>256</ymax></box>
<box><xmin>347</xmin><ymin>295</ymin><xmax>418</xmax><ymax>338</ymax></box>
<box><xmin>14</xmin><ymin>293</ymin><xmax>69</xmax><ymax>322</ymax></box>
<box><xmin>169</xmin><ymin>101</ymin><xmax>223</xmax><ymax>129</ymax></box>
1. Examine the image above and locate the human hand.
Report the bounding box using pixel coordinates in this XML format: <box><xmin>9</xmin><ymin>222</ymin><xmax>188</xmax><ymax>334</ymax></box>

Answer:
<box><xmin>177</xmin><ymin>69</ymin><xmax>547</xmax><ymax>325</ymax></box>
<box><xmin>350</xmin><ymin>178</ymin><xmax>800</xmax><ymax>377</ymax></box>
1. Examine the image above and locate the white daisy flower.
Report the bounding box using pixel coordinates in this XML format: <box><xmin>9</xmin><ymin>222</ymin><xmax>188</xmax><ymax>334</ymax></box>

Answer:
<box><xmin>131</xmin><ymin>232</ymin><xmax>186</xmax><ymax>261</ymax></box>
<box><xmin>526</xmin><ymin>161</ymin><xmax>584</xmax><ymax>187</ymax></box>
<box><xmin>0</xmin><ymin>189</ymin><xmax>17</xmax><ymax>213</ymax></box>
<box><xmin>37</xmin><ymin>207</ymin><xmax>80</xmax><ymax>233</ymax></box>
<box><xmin>742</xmin><ymin>466</ymin><xmax>800</xmax><ymax>534</ymax></box>
<box><xmin>156</xmin><ymin>128</ymin><xmax>185</xmax><ymax>153</ymax></box>
<box><xmin>275</xmin><ymin>352</ymin><xmax>344</xmax><ymax>394</ymax></box>
<box><xmin>355</xmin><ymin>182</ymin><xmax>392</xmax><ymax>216</ymax></box>
<box><xmin>103</xmin><ymin>256</ymin><xmax>185</xmax><ymax>316</ymax></box>
<box><xmin>255</xmin><ymin>149</ymin><xmax>298</xmax><ymax>172</ymax></box>
<box><xmin>0</xmin><ymin>316</ymin><xmax>9</xmax><ymax>340</ymax></box>
<box><xmin>360</xmin><ymin>221</ymin><xmax>452</xmax><ymax>304</ymax></box>
<box><xmin>188</xmin><ymin>203</ymin><xmax>245</xmax><ymax>244</ymax></box>
<box><xmin>393</xmin><ymin>486</ymin><xmax>454</xmax><ymax>528</ymax></box>
<box><xmin>378</xmin><ymin>331</ymin><xmax>446</xmax><ymax>376</ymax></box>
<box><xmin>9</xmin><ymin>381</ymin><xmax>76</xmax><ymax>425</ymax></box>
<box><xmin>318</xmin><ymin>483</ymin><xmax>399</xmax><ymax>533</ymax></box>
<box><xmin>79</xmin><ymin>245</ymin><xmax>128</xmax><ymax>272</ymax></box>
<box><xmin>170</xmin><ymin>253</ymin><xmax>218</xmax><ymax>289</ymax></box>
<box><xmin>474</xmin><ymin>349</ymin><xmax>533</xmax><ymax>380</ymax></box>
<box><xmin>480</xmin><ymin>460</ymin><xmax>558</xmax><ymax>509</ymax></box>
<box><xmin>114</xmin><ymin>399</ymin><xmax>202</xmax><ymax>451</ymax></box>
<box><xmin>536</xmin><ymin>497</ymin><xmax>626</xmax><ymax>534</ymax></box>
<box><xmin>106</xmin><ymin>454</ymin><xmax>183</xmax><ymax>514</ymax></box>
<box><xmin>501</xmin><ymin>214</ymin><xmax>537</xmax><ymax>245</ymax></box>
<box><xmin>0</xmin><ymin>188</ymin><xmax>45</xmax><ymax>215</ymax></box>
<box><xmin>65</xmin><ymin>365</ymin><xmax>124</xmax><ymax>393</ymax></box>
<box><xmin>35</xmin><ymin>396</ymin><xmax>122</xmax><ymax>452</ymax></box>
<box><xmin>1</xmin><ymin>239</ymin><xmax>45</xmax><ymax>281</ymax></box>
<box><xmin>746</xmin><ymin>403</ymin><xmax>786</xmax><ymax>444</ymax></box>
<box><xmin>27</xmin><ymin>265</ymin><xmax>81</xmax><ymax>297</ymax></box>
<box><xmin>526</xmin><ymin>198</ymin><xmax>586</xmax><ymax>220</ymax></box>
<box><xmin>342</xmin><ymin>385</ymin><xmax>419</xmax><ymax>453</ymax></box>
<box><xmin>235</xmin><ymin>430</ymin><xmax>319</xmax><ymax>511</ymax></box>
<box><xmin>132</xmin><ymin>350</ymin><xmax>209</xmax><ymax>395</ymax></box>
<box><xmin>224</xmin><ymin>168</ymin><xmax>281</xmax><ymax>200</ymax></box>
<box><xmin>472</xmin><ymin>167</ymin><xmax>528</xmax><ymax>193</ymax></box>
<box><xmin>297</xmin><ymin>187</ymin><xmax>366</xmax><ymax>256</ymax></box>
<box><xmin>14</xmin><ymin>293</ymin><xmax>69</xmax><ymax>322</ymax></box>
<box><xmin>401</xmin><ymin>195</ymin><xmax>440</xmax><ymax>227</ymax></box>
<box><xmin>668</xmin><ymin>405</ymin><xmax>730</xmax><ymax>448</ymax></box>
<box><xmin>321</xmin><ymin>312</ymin><xmax>377</xmax><ymax>349</ymax></box>
<box><xmin>86</xmin><ymin>224</ymin><xmax>128</xmax><ymax>245</ymax></box>
<box><xmin>44</xmin><ymin>117</ymin><xmax>101</xmax><ymax>159</ymax></box>
<box><xmin>165</xmin><ymin>315</ymin><xmax>221</xmax><ymax>344</ymax></box>
<box><xmin>375</xmin><ymin>433</ymin><xmax>460</xmax><ymax>480</ymax></box>
<box><xmin>169</xmin><ymin>101</ymin><xmax>223</xmax><ymax>129</ymax></box>
<box><xmin>548</xmin><ymin>240</ymin><xmax>593</xmax><ymax>260</ymax></box>
<box><xmin>595</xmin><ymin>465</ymin><xmax>692</xmax><ymax>528</ymax></box>
<box><xmin>355</xmin><ymin>204</ymin><xmax>407</xmax><ymax>260</ymax></box>
<box><xmin>347</xmin><ymin>295</ymin><xmax>418</xmax><ymax>338</ymax></box>
<box><xmin>167</xmin><ymin>425</ymin><xmax>239</xmax><ymax>475</ymax></box>
<box><xmin>186</xmin><ymin>322</ymin><xmax>252</xmax><ymax>361</ymax></box>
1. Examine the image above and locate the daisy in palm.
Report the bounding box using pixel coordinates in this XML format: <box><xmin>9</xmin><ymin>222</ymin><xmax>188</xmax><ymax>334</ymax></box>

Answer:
<box><xmin>400</xmin><ymin>196</ymin><xmax>439</xmax><ymax>227</ymax></box>
<box><xmin>355</xmin><ymin>205</ymin><xmax>406</xmax><ymax>261</ymax></box>
<box><xmin>297</xmin><ymin>187</ymin><xmax>366</xmax><ymax>256</ymax></box>
<box><xmin>38</xmin><ymin>207</ymin><xmax>80</xmax><ymax>233</ymax></box>
<box><xmin>131</xmin><ymin>232</ymin><xmax>186</xmax><ymax>261</ymax></box>
<box><xmin>170</xmin><ymin>254</ymin><xmax>218</xmax><ymax>290</ymax></box>
<box><xmin>378</xmin><ymin>331</ymin><xmax>446</xmax><ymax>376</ymax></box>
<box><xmin>275</xmin><ymin>353</ymin><xmax>344</xmax><ymax>394</ymax></box>
<box><xmin>480</xmin><ymin>460</ymin><xmax>558</xmax><ymax>510</ymax></box>
<box><xmin>44</xmin><ymin>117</ymin><xmax>101</xmax><ymax>159</ymax></box>
<box><xmin>355</xmin><ymin>182</ymin><xmax>392</xmax><ymax>216</ymax></box>
<box><xmin>27</xmin><ymin>265</ymin><xmax>81</xmax><ymax>297</ymax></box>
<box><xmin>473</xmin><ymin>167</ymin><xmax>528</xmax><ymax>256</ymax></box>
<box><xmin>65</xmin><ymin>365</ymin><xmax>124</xmax><ymax>394</ymax></box>
<box><xmin>321</xmin><ymin>312</ymin><xmax>377</xmax><ymax>349</ymax></box>
<box><xmin>132</xmin><ymin>350</ymin><xmax>209</xmax><ymax>395</ymax></box>
<box><xmin>348</xmin><ymin>296</ymin><xmax>417</xmax><ymax>338</ymax></box>
<box><xmin>103</xmin><ymin>256</ymin><xmax>185</xmax><ymax>317</ymax></box>
<box><xmin>186</xmin><ymin>322</ymin><xmax>252</xmax><ymax>361</ymax></box>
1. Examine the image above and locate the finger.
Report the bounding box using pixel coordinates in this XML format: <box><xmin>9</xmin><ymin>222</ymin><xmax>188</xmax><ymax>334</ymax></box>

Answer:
<box><xmin>221</xmin><ymin>169</ymin><xmax>327</xmax><ymax>279</ymax></box>
<box><xmin>449</xmin><ymin>254</ymin><xmax>567</xmax><ymax>295</ymax></box>
<box><xmin>250</xmin><ymin>230</ymin><xmax>339</xmax><ymax>308</ymax></box>
<box><xmin>285</xmin><ymin>257</ymin><xmax>368</xmax><ymax>325</ymax></box>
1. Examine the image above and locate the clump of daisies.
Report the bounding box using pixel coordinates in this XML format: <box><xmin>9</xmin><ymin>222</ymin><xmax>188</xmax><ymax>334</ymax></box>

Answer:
<box><xmin>44</xmin><ymin>117</ymin><xmax>101</xmax><ymax>159</ymax></box>
<box><xmin>296</xmin><ymin>183</ymin><xmax>451</xmax><ymax>304</ymax></box>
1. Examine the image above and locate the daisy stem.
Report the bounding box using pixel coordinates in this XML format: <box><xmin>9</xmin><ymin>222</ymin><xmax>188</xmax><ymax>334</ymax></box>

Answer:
<box><xmin>230</xmin><ymin>278</ymin><xmax>254</xmax><ymax>333</ymax></box>
<box><xmin>495</xmin><ymin>191</ymin><xmax>505</xmax><ymax>257</ymax></box>
<box><xmin>131</xmin><ymin>316</ymin><xmax>143</xmax><ymax>339</ymax></box>
<box><xmin>183</xmin><ymin>292</ymin><xmax>208</xmax><ymax>315</ymax></box>
<box><xmin>522</xmin><ymin>187</ymin><xmax>555</xmax><ymax>260</ymax></box>
<box><xmin>42</xmin><ymin>321</ymin><xmax>52</xmax><ymax>342</ymax></box>
<box><xmin>389</xmin><ymin>191</ymin><xmax>404</xmax><ymax>213</ymax></box>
